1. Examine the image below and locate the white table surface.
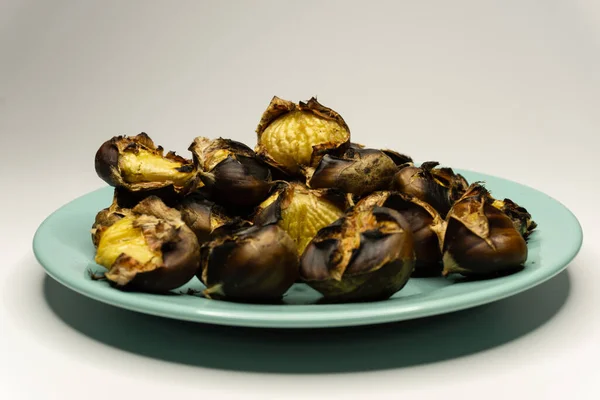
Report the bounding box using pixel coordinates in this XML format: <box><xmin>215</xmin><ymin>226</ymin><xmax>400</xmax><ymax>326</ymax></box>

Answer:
<box><xmin>2</xmin><ymin>1</ymin><xmax>599</xmax><ymax>399</ymax></box>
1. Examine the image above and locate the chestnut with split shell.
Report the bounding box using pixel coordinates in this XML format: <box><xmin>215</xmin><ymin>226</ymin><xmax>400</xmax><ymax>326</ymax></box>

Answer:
<box><xmin>95</xmin><ymin>132</ymin><xmax>199</xmax><ymax>194</ymax></box>
<box><xmin>189</xmin><ymin>137</ymin><xmax>273</xmax><ymax>207</ymax></box>
<box><xmin>94</xmin><ymin>196</ymin><xmax>200</xmax><ymax>293</ymax></box>
<box><xmin>356</xmin><ymin>191</ymin><xmax>445</xmax><ymax>276</ymax></box>
<box><xmin>391</xmin><ymin>161</ymin><xmax>468</xmax><ymax>218</ymax></box>
<box><xmin>441</xmin><ymin>184</ymin><xmax>528</xmax><ymax>277</ymax></box>
<box><xmin>255</xmin><ymin>96</ymin><xmax>351</xmax><ymax>176</ymax></box>
<box><xmin>198</xmin><ymin>224</ymin><xmax>299</xmax><ymax>302</ymax></box>
<box><xmin>176</xmin><ymin>193</ymin><xmax>251</xmax><ymax>244</ymax></box>
<box><xmin>253</xmin><ymin>182</ymin><xmax>352</xmax><ymax>255</ymax></box>
<box><xmin>300</xmin><ymin>206</ymin><xmax>416</xmax><ymax>303</ymax></box>
<box><xmin>306</xmin><ymin>147</ymin><xmax>400</xmax><ymax>197</ymax></box>
<box><xmin>491</xmin><ymin>197</ymin><xmax>537</xmax><ymax>239</ymax></box>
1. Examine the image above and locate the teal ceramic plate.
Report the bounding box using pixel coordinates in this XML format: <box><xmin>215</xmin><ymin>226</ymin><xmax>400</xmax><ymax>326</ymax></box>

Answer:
<box><xmin>33</xmin><ymin>170</ymin><xmax>582</xmax><ymax>328</ymax></box>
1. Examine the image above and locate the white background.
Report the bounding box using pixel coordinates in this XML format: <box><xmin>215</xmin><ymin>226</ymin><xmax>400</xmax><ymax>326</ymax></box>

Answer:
<box><xmin>1</xmin><ymin>1</ymin><xmax>599</xmax><ymax>399</ymax></box>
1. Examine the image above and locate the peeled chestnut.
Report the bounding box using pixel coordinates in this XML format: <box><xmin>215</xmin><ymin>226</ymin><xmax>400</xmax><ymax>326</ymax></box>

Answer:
<box><xmin>94</xmin><ymin>196</ymin><xmax>200</xmax><ymax>293</ymax></box>
<box><xmin>306</xmin><ymin>147</ymin><xmax>400</xmax><ymax>197</ymax></box>
<box><xmin>356</xmin><ymin>191</ymin><xmax>445</xmax><ymax>275</ymax></box>
<box><xmin>441</xmin><ymin>184</ymin><xmax>528</xmax><ymax>277</ymax></box>
<box><xmin>199</xmin><ymin>224</ymin><xmax>299</xmax><ymax>302</ymax></box>
<box><xmin>255</xmin><ymin>96</ymin><xmax>351</xmax><ymax>176</ymax></box>
<box><xmin>253</xmin><ymin>182</ymin><xmax>351</xmax><ymax>255</ymax></box>
<box><xmin>189</xmin><ymin>137</ymin><xmax>273</xmax><ymax>207</ymax></box>
<box><xmin>300</xmin><ymin>206</ymin><xmax>415</xmax><ymax>303</ymax></box>
<box><xmin>391</xmin><ymin>161</ymin><xmax>468</xmax><ymax>217</ymax></box>
<box><xmin>95</xmin><ymin>132</ymin><xmax>198</xmax><ymax>194</ymax></box>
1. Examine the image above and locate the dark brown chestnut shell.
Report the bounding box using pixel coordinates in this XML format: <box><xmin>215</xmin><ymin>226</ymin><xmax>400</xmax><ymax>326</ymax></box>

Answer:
<box><xmin>198</xmin><ymin>224</ymin><xmax>299</xmax><ymax>302</ymax></box>
<box><xmin>356</xmin><ymin>191</ymin><xmax>445</xmax><ymax>276</ymax></box>
<box><xmin>307</xmin><ymin>147</ymin><xmax>399</xmax><ymax>197</ymax></box>
<box><xmin>391</xmin><ymin>161</ymin><xmax>468</xmax><ymax>218</ymax></box>
<box><xmin>189</xmin><ymin>137</ymin><xmax>273</xmax><ymax>208</ymax></box>
<box><xmin>300</xmin><ymin>206</ymin><xmax>416</xmax><ymax>303</ymax></box>
<box><xmin>441</xmin><ymin>184</ymin><xmax>528</xmax><ymax>277</ymax></box>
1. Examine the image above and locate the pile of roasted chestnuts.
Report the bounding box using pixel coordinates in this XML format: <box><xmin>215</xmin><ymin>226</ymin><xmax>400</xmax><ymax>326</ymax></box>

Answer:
<box><xmin>90</xmin><ymin>96</ymin><xmax>537</xmax><ymax>303</ymax></box>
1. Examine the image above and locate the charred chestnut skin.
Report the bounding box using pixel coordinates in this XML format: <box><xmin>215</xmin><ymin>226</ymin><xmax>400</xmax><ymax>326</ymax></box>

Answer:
<box><xmin>391</xmin><ymin>161</ymin><xmax>468</xmax><ymax>218</ymax></box>
<box><xmin>175</xmin><ymin>194</ymin><xmax>234</xmax><ymax>244</ymax></box>
<box><xmin>442</xmin><ymin>185</ymin><xmax>528</xmax><ymax>277</ymax></box>
<box><xmin>96</xmin><ymin>196</ymin><xmax>201</xmax><ymax>293</ymax></box>
<box><xmin>199</xmin><ymin>225</ymin><xmax>299</xmax><ymax>302</ymax></box>
<box><xmin>356</xmin><ymin>192</ymin><xmax>444</xmax><ymax>276</ymax></box>
<box><xmin>300</xmin><ymin>206</ymin><xmax>416</xmax><ymax>303</ymax></box>
<box><xmin>190</xmin><ymin>137</ymin><xmax>273</xmax><ymax>208</ymax></box>
<box><xmin>95</xmin><ymin>139</ymin><xmax>121</xmax><ymax>187</ymax></box>
<box><xmin>308</xmin><ymin>147</ymin><xmax>399</xmax><ymax>197</ymax></box>
<box><xmin>491</xmin><ymin>198</ymin><xmax>537</xmax><ymax>239</ymax></box>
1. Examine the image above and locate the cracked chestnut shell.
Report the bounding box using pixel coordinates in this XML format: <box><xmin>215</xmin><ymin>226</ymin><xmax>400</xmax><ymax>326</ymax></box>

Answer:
<box><xmin>391</xmin><ymin>161</ymin><xmax>468</xmax><ymax>218</ymax></box>
<box><xmin>441</xmin><ymin>184</ymin><xmax>528</xmax><ymax>277</ymax></box>
<box><xmin>491</xmin><ymin>198</ymin><xmax>537</xmax><ymax>239</ymax></box>
<box><xmin>306</xmin><ymin>147</ymin><xmax>400</xmax><ymax>197</ymax></box>
<box><xmin>189</xmin><ymin>137</ymin><xmax>273</xmax><ymax>207</ymax></box>
<box><xmin>95</xmin><ymin>132</ymin><xmax>199</xmax><ymax>194</ymax></box>
<box><xmin>199</xmin><ymin>224</ymin><xmax>299</xmax><ymax>302</ymax></box>
<box><xmin>356</xmin><ymin>191</ymin><xmax>445</xmax><ymax>276</ymax></box>
<box><xmin>253</xmin><ymin>182</ymin><xmax>351</xmax><ymax>255</ymax></box>
<box><xmin>94</xmin><ymin>196</ymin><xmax>200</xmax><ymax>293</ymax></box>
<box><xmin>90</xmin><ymin>190</ymin><xmax>133</xmax><ymax>248</ymax></box>
<box><xmin>300</xmin><ymin>206</ymin><xmax>416</xmax><ymax>303</ymax></box>
<box><xmin>176</xmin><ymin>193</ymin><xmax>251</xmax><ymax>244</ymax></box>
<box><xmin>255</xmin><ymin>96</ymin><xmax>351</xmax><ymax>176</ymax></box>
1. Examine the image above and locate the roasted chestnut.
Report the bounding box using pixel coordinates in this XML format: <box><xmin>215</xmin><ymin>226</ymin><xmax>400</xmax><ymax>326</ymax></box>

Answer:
<box><xmin>356</xmin><ymin>191</ymin><xmax>445</xmax><ymax>275</ymax></box>
<box><xmin>189</xmin><ymin>137</ymin><xmax>273</xmax><ymax>207</ymax></box>
<box><xmin>94</xmin><ymin>196</ymin><xmax>200</xmax><ymax>293</ymax></box>
<box><xmin>491</xmin><ymin>198</ymin><xmax>537</xmax><ymax>239</ymax></box>
<box><xmin>391</xmin><ymin>161</ymin><xmax>468</xmax><ymax>217</ymax></box>
<box><xmin>306</xmin><ymin>147</ymin><xmax>400</xmax><ymax>197</ymax></box>
<box><xmin>199</xmin><ymin>224</ymin><xmax>299</xmax><ymax>302</ymax></box>
<box><xmin>95</xmin><ymin>132</ymin><xmax>199</xmax><ymax>194</ymax></box>
<box><xmin>253</xmin><ymin>182</ymin><xmax>351</xmax><ymax>255</ymax></box>
<box><xmin>441</xmin><ymin>184</ymin><xmax>528</xmax><ymax>277</ymax></box>
<box><xmin>255</xmin><ymin>96</ymin><xmax>351</xmax><ymax>176</ymax></box>
<box><xmin>176</xmin><ymin>193</ymin><xmax>252</xmax><ymax>244</ymax></box>
<box><xmin>300</xmin><ymin>206</ymin><xmax>415</xmax><ymax>303</ymax></box>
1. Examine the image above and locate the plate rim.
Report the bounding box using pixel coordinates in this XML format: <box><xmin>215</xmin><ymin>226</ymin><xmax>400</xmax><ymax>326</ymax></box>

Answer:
<box><xmin>33</xmin><ymin>170</ymin><xmax>583</xmax><ymax>328</ymax></box>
